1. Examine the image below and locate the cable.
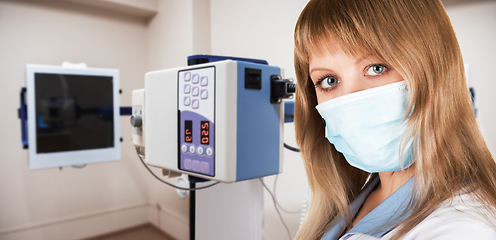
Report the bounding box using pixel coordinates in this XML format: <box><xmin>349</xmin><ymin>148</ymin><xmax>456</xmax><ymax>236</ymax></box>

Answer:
<box><xmin>136</xmin><ymin>147</ymin><xmax>220</xmax><ymax>191</ymax></box>
<box><xmin>287</xmin><ymin>83</ymin><xmax>296</xmax><ymax>93</ymax></box>
<box><xmin>260</xmin><ymin>178</ymin><xmax>292</xmax><ymax>240</ymax></box>
<box><xmin>284</xmin><ymin>143</ymin><xmax>300</xmax><ymax>152</ymax></box>
<box><xmin>273</xmin><ymin>174</ymin><xmax>301</xmax><ymax>214</ymax></box>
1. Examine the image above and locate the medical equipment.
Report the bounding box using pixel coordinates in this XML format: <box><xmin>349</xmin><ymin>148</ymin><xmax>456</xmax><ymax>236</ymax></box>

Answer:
<box><xmin>131</xmin><ymin>56</ymin><xmax>294</xmax><ymax>183</ymax></box>
<box><xmin>465</xmin><ymin>64</ymin><xmax>477</xmax><ymax>117</ymax></box>
<box><xmin>20</xmin><ymin>63</ymin><xmax>121</xmax><ymax>169</ymax></box>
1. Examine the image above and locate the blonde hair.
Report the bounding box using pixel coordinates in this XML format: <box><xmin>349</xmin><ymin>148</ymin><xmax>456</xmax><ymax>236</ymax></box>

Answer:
<box><xmin>294</xmin><ymin>0</ymin><xmax>496</xmax><ymax>239</ymax></box>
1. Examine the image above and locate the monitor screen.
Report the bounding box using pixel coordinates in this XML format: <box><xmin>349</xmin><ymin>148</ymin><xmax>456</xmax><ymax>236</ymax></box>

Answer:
<box><xmin>26</xmin><ymin>64</ymin><xmax>120</xmax><ymax>169</ymax></box>
<box><xmin>35</xmin><ymin>73</ymin><xmax>115</xmax><ymax>153</ymax></box>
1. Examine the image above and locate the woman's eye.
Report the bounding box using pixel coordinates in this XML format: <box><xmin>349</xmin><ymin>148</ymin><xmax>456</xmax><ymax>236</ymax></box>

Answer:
<box><xmin>319</xmin><ymin>76</ymin><xmax>338</xmax><ymax>89</ymax></box>
<box><xmin>366</xmin><ymin>64</ymin><xmax>387</xmax><ymax>76</ymax></box>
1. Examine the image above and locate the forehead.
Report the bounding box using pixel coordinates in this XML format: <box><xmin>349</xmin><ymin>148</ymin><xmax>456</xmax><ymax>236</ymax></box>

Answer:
<box><xmin>306</xmin><ymin>36</ymin><xmax>369</xmax><ymax>63</ymax></box>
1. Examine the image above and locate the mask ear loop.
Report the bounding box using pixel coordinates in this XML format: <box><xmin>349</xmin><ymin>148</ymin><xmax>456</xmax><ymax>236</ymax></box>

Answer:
<box><xmin>398</xmin><ymin>102</ymin><xmax>416</xmax><ymax>171</ymax></box>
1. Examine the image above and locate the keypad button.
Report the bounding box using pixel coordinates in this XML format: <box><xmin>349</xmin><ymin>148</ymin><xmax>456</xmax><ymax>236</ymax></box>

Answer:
<box><xmin>181</xmin><ymin>145</ymin><xmax>188</xmax><ymax>153</ymax></box>
<box><xmin>184</xmin><ymin>159</ymin><xmax>192</xmax><ymax>170</ymax></box>
<box><xmin>192</xmin><ymin>160</ymin><xmax>200</xmax><ymax>172</ymax></box>
<box><xmin>200</xmin><ymin>90</ymin><xmax>208</xmax><ymax>99</ymax></box>
<box><xmin>201</xmin><ymin>77</ymin><xmax>208</xmax><ymax>86</ymax></box>
<box><xmin>192</xmin><ymin>74</ymin><xmax>199</xmax><ymax>84</ymax></box>
<box><xmin>192</xmin><ymin>99</ymin><xmax>199</xmax><ymax>109</ymax></box>
<box><xmin>184</xmin><ymin>97</ymin><xmax>191</xmax><ymax>106</ymax></box>
<box><xmin>184</xmin><ymin>72</ymin><xmax>191</xmax><ymax>81</ymax></box>
<box><xmin>197</xmin><ymin>146</ymin><xmax>204</xmax><ymax>155</ymax></box>
<box><xmin>206</xmin><ymin>147</ymin><xmax>213</xmax><ymax>157</ymax></box>
<box><xmin>189</xmin><ymin>145</ymin><xmax>196</xmax><ymax>154</ymax></box>
<box><xmin>192</xmin><ymin>87</ymin><xmax>199</xmax><ymax>96</ymax></box>
<box><xmin>184</xmin><ymin>85</ymin><xmax>191</xmax><ymax>94</ymax></box>
<box><xmin>201</xmin><ymin>162</ymin><xmax>209</xmax><ymax>174</ymax></box>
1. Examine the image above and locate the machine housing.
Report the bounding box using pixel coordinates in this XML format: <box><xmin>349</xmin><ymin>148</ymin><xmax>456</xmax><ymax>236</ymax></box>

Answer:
<box><xmin>133</xmin><ymin>60</ymin><xmax>284</xmax><ymax>183</ymax></box>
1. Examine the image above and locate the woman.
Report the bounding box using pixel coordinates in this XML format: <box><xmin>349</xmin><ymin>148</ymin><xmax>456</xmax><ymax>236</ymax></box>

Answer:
<box><xmin>293</xmin><ymin>0</ymin><xmax>496</xmax><ymax>239</ymax></box>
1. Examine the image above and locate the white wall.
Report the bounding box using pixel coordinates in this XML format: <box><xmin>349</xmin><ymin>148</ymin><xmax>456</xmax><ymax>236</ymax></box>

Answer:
<box><xmin>444</xmin><ymin>1</ymin><xmax>496</xmax><ymax>155</ymax></box>
<box><xmin>0</xmin><ymin>0</ymin><xmax>151</xmax><ymax>239</ymax></box>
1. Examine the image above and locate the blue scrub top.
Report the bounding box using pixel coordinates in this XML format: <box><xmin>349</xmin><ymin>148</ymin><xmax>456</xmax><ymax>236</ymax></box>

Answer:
<box><xmin>321</xmin><ymin>176</ymin><xmax>415</xmax><ymax>240</ymax></box>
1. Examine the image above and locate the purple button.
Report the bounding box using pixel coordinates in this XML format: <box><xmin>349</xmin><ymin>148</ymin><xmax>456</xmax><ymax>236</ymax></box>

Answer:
<box><xmin>197</xmin><ymin>146</ymin><xmax>204</xmax><ymax>155</ymax></box>
<box><xmin>201</xmin><ymin>162</ymin><xmax>209</xmax><ymax>174</ymax></box>
<box><xmin>189</xmin><ymin>145</ymin><xmax>196</xmax><ymax>154</ymax></box>
<box><xmin>192</xmin><ymin>99</ymin><xmax>199</xmax><ymax>109</ymax></box>
<box><xmin>200</xmin><ymin>89</ymin><xmax>208</xmax><ymax>99</ymax></box>
<box><xmin>192</xmin><ymin>74</ymin><xmax>199</xmax><ymax>84</ymax></box>
<box><xmin>184</xmin><ymin>159</ymin><xmax>192</xmax><ymax>170</ymax></box>
<box><xmin>201</xmin><ymin>76</ymin><xmax>208</xmax><ymax>86</ymax></box>
<box><xmin>184</xmin><ymin>84</ymin><xmax>191</xmax><ymax>94</ymax></box>
<box><xmin>192</xmin><ymin>160</ymin><xmax>200</xmax><ymax>172</ymax></box>
<box><xmin>192</xmin><ymin>87</ymin><xmax>199</xmax><ymax>96</ymax></box>
<box><xmin>184</xmin><ymin>72</ymin><xmax>191</xmax><ymax>81</ymax></box>
<box><xmin>184</xmin><ymin>97</ymin><xmax>191</xmax><ymax>106</ymax></box>
<box><xmin>206</xmin><ymin>147</ymin><xmax>213</xmax><ymax>157</ymax></box>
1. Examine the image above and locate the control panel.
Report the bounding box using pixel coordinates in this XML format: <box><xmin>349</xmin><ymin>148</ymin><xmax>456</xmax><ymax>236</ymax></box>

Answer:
<box><xmin>178</xmin><ymin>67</ymin><xmax>215</xmax><ymax>176</ymax></box>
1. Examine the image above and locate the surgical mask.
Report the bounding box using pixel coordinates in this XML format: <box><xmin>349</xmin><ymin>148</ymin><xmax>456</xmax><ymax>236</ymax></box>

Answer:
<box><xmin>315</xmin><ymin>81</ymin><xmax>414</xmax><ymax>173</ymax></box>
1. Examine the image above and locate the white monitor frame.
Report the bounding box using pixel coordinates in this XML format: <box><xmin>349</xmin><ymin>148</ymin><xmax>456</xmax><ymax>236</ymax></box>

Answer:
<box><xmin>26</xmin><ymin>64</ymin><xmax>120</xmax><ymax>170</ymax></box>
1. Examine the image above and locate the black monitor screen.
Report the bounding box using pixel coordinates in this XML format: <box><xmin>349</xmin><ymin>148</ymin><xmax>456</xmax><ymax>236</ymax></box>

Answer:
<box><xmin>35</xmin><ymin>73</ymin><xmax>114</xmax><ymax>153</ymax></box>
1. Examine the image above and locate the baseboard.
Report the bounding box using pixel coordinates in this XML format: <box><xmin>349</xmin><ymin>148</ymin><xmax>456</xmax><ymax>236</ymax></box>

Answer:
<box><xmin>0</xmin><ymin>203</ymin><xmax>188</xmax><ymax>240</ymax></box>
<box><xmin>0</xmin><ymin>203</ymin><xmax>149</xmax><ymax>240</ymax></box>
<box><xmin>147</xmin><ymin>205</ymin><xmax>189</xmax><ymax>240</ymax></box>
<box><xmin>83</xmin><ymin>223</ymin><xmax>175</xmax><ymax>240</ymax></box>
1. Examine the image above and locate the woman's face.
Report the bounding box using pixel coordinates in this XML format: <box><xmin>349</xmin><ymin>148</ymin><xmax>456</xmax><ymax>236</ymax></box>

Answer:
<box><xmin>309</xmin><ymin>49</ymin><xmax>404</xmax><ymax>104</ymax></box>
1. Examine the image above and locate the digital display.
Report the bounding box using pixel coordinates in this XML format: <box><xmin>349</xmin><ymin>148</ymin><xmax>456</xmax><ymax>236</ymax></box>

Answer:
<box><xmin>185</xmin><ymin>120</ymin><xmax>193</xmax><ymax>143</ymax></box>
<box><xmin>201</xmin><ymin>121</ymin><xmax>209</xmax><ymax>145</ymax></box>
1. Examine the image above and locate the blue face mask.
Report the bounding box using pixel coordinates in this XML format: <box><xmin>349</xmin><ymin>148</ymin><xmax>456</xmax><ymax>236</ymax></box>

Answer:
<box><xmin>315</xmin><ymin>81</ymin><xmax>414</xmax><ymax>173</ymax></box>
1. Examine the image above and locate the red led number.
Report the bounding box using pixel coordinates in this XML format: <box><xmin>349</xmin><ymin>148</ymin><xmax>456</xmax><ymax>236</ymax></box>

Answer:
<box><xmin>201</xmin><ymin>121</ymin><xmax>210</xmax><ymax>145</ymax></box>
<box><xmin>185</xmin><ymin>120</ymin><xmax>193</xmax><ymax>143</ymax></box>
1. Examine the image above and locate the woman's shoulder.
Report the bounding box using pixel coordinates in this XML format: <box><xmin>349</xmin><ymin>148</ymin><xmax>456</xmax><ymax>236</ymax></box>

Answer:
<box><xmin>398</xmin><ymin>190</ymin><xmax>496</xmax><ymax>239</ymax></box>
<box><xmin>430</xmin><ymin>189</ymin><xmax>496</xmax><ymax>226</ymax></box>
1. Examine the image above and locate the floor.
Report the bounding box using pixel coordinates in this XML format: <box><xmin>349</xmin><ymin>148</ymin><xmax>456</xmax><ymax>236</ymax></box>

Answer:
<box><xmin>85</xmin><ymin>224</ymin><xmax>175</xmax><ymax>240</ymax></box>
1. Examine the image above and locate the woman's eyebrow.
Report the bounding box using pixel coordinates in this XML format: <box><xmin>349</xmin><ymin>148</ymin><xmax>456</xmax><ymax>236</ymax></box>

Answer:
<box><xmin>309</xmin><ymin>67</ymin><xmax>331</xmax><ymax>75</ymax></box>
